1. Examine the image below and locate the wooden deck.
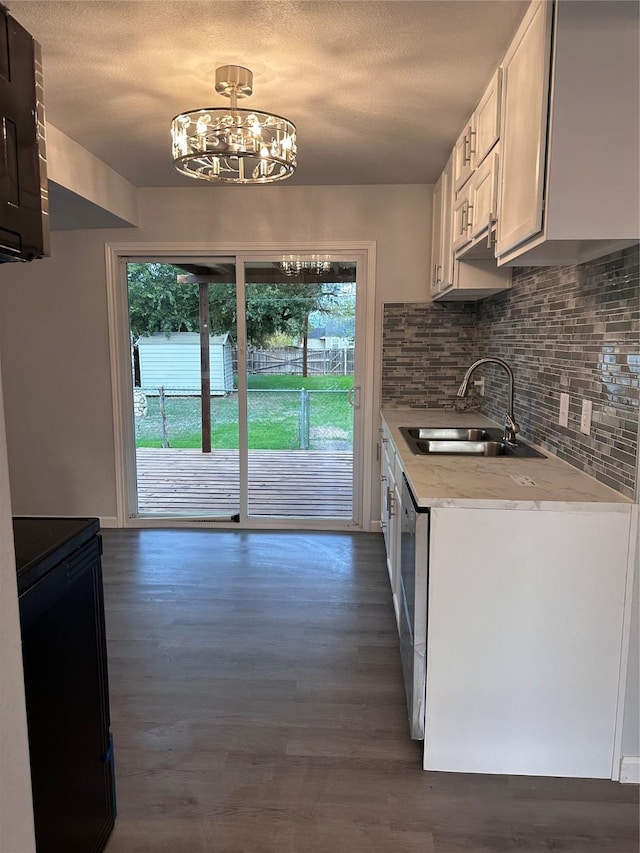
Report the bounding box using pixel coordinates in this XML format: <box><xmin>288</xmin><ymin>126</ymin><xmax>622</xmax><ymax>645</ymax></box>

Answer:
<box><xmin>135</xmin><ymin>448</ymin><xmax>353</xmax><ymax>518</ymax></box>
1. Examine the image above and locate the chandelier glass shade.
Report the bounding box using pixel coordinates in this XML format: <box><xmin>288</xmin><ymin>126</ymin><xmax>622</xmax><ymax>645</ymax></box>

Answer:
<box><xmin>171</xmin><ymin>65</ymin><xmax>297</xmax><ymax>184</ymax></box>
<box><xmin>280</xmin><ymin>254</ymin><xmax>331</xmax><ymax>276</ymax></box>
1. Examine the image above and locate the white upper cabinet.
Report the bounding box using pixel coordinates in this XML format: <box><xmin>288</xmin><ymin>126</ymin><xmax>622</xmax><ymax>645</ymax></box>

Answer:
<box><xmin>453</xmin><ymin>68</ymin><xmax>501</xmax><ymax>194</ymax></box>
<box><xmin>452</xmin><ymin>148</ymin><xmax>501</xmax><ymax>255</ymax></box>
<box><xmin>471</xmin><ymin>70</ymin><xmax>501</xmax><ymax>170</ymax></box>
<box><xmin>430</xmin><ymin>155</ymin><xmax>454</xmax><ymax>297</ymax></box>
<box><xmin>468</xmin><ymin>148</ymin><xmax>500</xmax><ymax>243</ymax></box>
<box><xmin>431</xmin><ymin>174</ymin><xmax>444</xmax><ymax>295</ymax></box>
<box><xmin>496</xmin><ymin>0</ymin><xmax>552</xmax><ymax>259</ymax></box>
<box><xmin>432</xmin><ymin>150</ymin><xmax>510</xmax><ymax>301</ymax></box>
<box><xmin>453</xmin><ymin>123</ymin><xmax>473</xmax><ymax>194</ymax></box>
<box><xmin>496</xmin><ymin>0</ymin><xmax>640</xmax><ymax>266</ymax></box>
<box><xmin>451</xmin><ymin>182</ymin><xmax>471</xmax><ymax>254</ymax></box>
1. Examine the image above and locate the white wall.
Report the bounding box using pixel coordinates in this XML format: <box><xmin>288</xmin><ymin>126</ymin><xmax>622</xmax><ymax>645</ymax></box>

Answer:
<box><xmin>0</xmin><ymin>183</ymin><xmax>432</xmax><ymax>520</ymax></box>
<box><xmin>0</xmin><ymin>354</ymin><xmax>36</xmax><ymax>852</ymax></box>
<box><xmin>47</xmin><ymin>123</ymin><xmax>139</xmax><ymax>228</ymax></box>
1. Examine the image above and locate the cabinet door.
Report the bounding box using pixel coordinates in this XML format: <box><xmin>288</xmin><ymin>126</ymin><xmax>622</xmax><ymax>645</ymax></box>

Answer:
<box><xmin>425</xmin><ymin>507</ymin><xmax>631</xmax><ymax>777</ymax></box>
<box><xmin>387</xmin><ymin>476</ymin><xmax>398</xmax><ymax>590</ymax></box>
<box><xmin>0</xmin><ymin>9</ymin><xmax>49</xmax><ymax>261</ymax></box>
<box><xmin>472</xmin><ymin>69</ymin><xmax>501</xmax><ymax>169</ymax></box>
<box><xmin>496</xmin><ymin>0</ymin><xmax>553</xmax><ymax>258</ymax></box>
<box><xmin>390</xmin><ymin>478</ymin><xmax>402</xmax><ymax>630</ymax></box>
<box><xmin>382</xmin><ymin>441</ymin><xmax>398</xmax><ymax>587</ymax></box>
<box><xmin>469</xmin><ymin>148</ymin><xmax>499</xmax><ymax>241</ymax></box>
<box><xmin>440</xmin><ymin>156</ymin><xmax>454</xmax><ymax>289</ymax></box>
<box><xmin>430</xmin><ymin>174</ymin><xmax>444</xmax><ymax>296</ymax></box>
<box><xmin>452</xmin><ymin>183</ymin><xmax>472</xmax><ymax>252</ymax></box>
<box><xmin>430</xmin><ymin>155</ymin><xmax>454</xmax><ymax>296</ymax></box>
<box><xmin>19</xmin><ymin>537</ymin><xmax>115</xmax><ymax>853</ymax></box>
<box><xmin>380</xmin><ymin>437</ymin><xmax>391</xmax><ymax>550</ymax></box>
<box><xmin>453</xmin><ymin>123</ymin><xmax>473</xmax><ymax>192</ymax></box>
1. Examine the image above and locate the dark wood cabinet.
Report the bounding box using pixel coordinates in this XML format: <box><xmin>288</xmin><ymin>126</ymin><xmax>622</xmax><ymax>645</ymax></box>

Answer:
<box><xmin>0</xmin><ymin>3</ymin><xmax>49</xmax><ymax>262</ymax></box>
<box><xmin>14</xmin><ymin>517</ymin><xmax>116</xmax><ymax>853</ymax></box>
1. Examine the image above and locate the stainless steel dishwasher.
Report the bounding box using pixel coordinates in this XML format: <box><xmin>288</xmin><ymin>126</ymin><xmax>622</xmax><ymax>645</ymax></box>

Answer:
<box><xmin>399</xmin><ymin>474</ymin><xmax>430</xmax><ymax>739</ymax></box>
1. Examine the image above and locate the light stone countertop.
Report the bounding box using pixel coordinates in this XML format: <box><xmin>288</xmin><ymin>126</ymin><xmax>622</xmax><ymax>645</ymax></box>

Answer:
<box><xmin>381</xmin><ymin>407</ymin><xmax>633</xmax><ymax>511</ymax></box>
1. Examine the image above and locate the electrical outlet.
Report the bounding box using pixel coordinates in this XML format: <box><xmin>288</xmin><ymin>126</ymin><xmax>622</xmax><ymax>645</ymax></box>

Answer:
<box><xmin>580</xmin><ymin>399</ymin><xmax>593</xmax><ymax>435</ymax></box>
<box><xmin>559</xmin><ymin>393</ymin><xmax>569</xmax><ymax>427</ymax></box>
<box><xmin>473</xmin><ymin>377</ymin><xmax>485</xmax><ymax>397</ymax></box>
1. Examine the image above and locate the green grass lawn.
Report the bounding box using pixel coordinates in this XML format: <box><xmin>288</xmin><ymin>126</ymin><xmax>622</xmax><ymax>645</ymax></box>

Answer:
<box><xmin>135</xmin><ymin>375</ymin><xmax>354</xmax><ymax>450</ymax></box>
<box><xmin>244</xmin><ymin>375</ymin><xmax>353</xmax><ymax>391</ymax></box>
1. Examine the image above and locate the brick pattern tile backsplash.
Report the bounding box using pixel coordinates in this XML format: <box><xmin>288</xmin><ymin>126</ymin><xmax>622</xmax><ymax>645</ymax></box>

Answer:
<box><xmin>381</xmin><ymin>302</ymin><xmax>476</xmax><ymax>409</ymax></box>
<box><xmin>382</xmin><ymin>246</ymin><xmax>639</xmax><ymax>498</ymax></box>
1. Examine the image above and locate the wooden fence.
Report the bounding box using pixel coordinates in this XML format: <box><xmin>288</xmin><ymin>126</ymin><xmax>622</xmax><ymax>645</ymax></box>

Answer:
<box><xmin>243</xmin><ymin>347</ymin><xmax>354</xmax><ymax>376</ymax></box>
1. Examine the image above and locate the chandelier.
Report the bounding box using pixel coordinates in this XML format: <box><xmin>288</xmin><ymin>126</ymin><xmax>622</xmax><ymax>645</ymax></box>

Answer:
<box><xmin>171</xmin><ymin>65</ymin><xmax>297</xmax><ymax>184</ymax></box>
<box><xmin>280</xmin><ymin>254</ymin><xmax>331</xmax><ymax>276</ymax></box>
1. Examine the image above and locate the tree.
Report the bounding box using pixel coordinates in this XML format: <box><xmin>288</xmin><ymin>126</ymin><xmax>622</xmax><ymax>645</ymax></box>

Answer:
<box><xmin>127</xmin><ymin>263</ymin><xmax>200</xmax><ymax>339</ymax></box>
<box><xmin>127</xmin><ymin>262</ymin><xmax>349</xmax><ymax>379</ymax></box>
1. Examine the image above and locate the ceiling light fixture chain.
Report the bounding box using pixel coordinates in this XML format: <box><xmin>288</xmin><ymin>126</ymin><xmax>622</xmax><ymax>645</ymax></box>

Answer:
<box><xmin>171</xmin><ymin>64</ymin><xmax>297</xmax><ymax>184</ymax></box>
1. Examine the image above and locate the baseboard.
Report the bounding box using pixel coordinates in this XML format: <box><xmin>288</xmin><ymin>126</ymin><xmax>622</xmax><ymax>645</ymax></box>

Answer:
<box><xmin>620</xmin><ymin>757</ymin><xmax>640</xmax><ymax>784</ymax></box>
<box><xmin>99</xmin><ymin>516</ymin><xmax>119</xmax><ymax>528</ymax></box>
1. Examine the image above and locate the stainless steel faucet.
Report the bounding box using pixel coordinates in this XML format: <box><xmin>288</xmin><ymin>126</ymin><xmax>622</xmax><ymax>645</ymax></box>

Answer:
<box><xmin>457</xmin><ymin>357</ymin><xmax>520</xmax><ymax>444</ymax></box>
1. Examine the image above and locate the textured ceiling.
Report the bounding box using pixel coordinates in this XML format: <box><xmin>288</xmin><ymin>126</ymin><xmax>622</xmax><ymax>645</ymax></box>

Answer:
<box><xmin>8</xmin><ymin>0</ymin><xmax>529</xmax><ymax>188</ymax></box>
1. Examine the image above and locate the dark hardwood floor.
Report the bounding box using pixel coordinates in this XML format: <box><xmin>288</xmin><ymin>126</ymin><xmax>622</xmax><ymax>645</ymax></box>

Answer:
<box><xmin>100</xmin><ymin>529</ymin><xmax>639</xmax><ymax>853</ymax></box>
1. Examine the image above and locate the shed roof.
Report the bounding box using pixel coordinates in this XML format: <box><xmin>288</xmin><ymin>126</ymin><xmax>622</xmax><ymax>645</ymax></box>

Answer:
<box><xmin>139</xmin><ymin>332</ymin><xmax>231</xmax><ymax>346</ymax></box>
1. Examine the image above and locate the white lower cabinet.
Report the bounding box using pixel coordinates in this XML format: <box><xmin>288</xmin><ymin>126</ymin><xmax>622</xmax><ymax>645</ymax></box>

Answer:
<box><xmin>423</xmin><ymin>506</ymin><xmax>632</xmax><ymax>778</ymax></box>
<box><xmin>380</xmin><ymin>428</ymin><xmax>402</xmax><ymax>627</ymax></box>
<box><xmin>380</xmin><ymin>439</ymin><xmax>391</xmax><ymax>553</ymax></box>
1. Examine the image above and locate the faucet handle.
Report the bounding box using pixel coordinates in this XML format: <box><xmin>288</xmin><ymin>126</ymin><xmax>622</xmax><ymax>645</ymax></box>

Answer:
<box><xmin>504</xmin><ymin>413</ymin><xmax>520</xmax><ymax>443</ymax></box>
<box><xmin>505</xmin><ymin>413</ymin><xmax>519</xmax><ymax>432</ymax></box>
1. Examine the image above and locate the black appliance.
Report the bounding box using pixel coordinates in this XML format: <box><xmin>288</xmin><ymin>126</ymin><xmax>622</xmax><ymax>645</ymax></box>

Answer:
<box><xmin>0</xmin><ymin>4</ymin><xmax>49</xmax><ymax>263</ymax></box>
<box><xmin>14</xmin><ymin>517</ymin><xmax>116</xmax><ymax>853</ymax></box>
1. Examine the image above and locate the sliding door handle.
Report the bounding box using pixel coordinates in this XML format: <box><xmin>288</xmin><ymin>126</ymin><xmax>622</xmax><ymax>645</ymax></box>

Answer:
<box><xmin>348</xmin><ymin>385</ymin><xmax>361</xmax><ymax>409</ymax></box>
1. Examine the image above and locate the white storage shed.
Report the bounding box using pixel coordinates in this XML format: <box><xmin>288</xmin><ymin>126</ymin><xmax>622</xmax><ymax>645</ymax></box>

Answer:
<box><xmin>138</xmin><ymin>332</ymin><xmax>234</xmax><ymax>395</ymax></box>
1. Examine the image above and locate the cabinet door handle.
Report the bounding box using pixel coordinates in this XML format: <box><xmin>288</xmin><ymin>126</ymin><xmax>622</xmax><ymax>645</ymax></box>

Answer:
<box><xmin>466</xmin><ymin>203</ymin><xmax>474</xmax><ymax>230</ymax></box>
<box><xmin>469</xmin><ymin>128</ymin><xmax>476</xmax><ymax>156</ymax></box>
<box><xmin>487</xmin><ymin>213</ymin><xmax>497</xmax><ymax>248</ymax></box>
<box><xmin>434</xmin><ymin>263</ymin><xmax>442</xmax><ymax>284</ymax></box>
<box><xmin>387</xmin><ymin>488</ymin><xmax>395</xmax><ymax>518</ymax></box>
<box><xmin>463</xmin><ymin>134</ymin><xmax>471</xmax><ymax>165</ymax></box>
<box><xmin>461</xmin><ymin>202</ymin><xmax>468</xmax><ymax>232</ymax></box>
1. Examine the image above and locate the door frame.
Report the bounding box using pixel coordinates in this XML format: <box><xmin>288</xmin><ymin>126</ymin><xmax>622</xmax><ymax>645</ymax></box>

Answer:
<box><xmin>105</xmin><ymin>241</ymin><xmax>377</xmax><ymax>530</ymax></box>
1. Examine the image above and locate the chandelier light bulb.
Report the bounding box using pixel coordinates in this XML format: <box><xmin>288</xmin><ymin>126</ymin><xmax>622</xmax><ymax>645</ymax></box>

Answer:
<box><xmin>280</xmin><ymin>254</ymin><xmax>331</xmax><ymax>276</ymax></box>
<box><xmin>171</xmin><ymin>65</ymin><xmax>297</xmax><ymax>184</ymax></box>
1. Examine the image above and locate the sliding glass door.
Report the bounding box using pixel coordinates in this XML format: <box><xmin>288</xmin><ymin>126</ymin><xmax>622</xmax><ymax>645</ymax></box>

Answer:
<box><xmin>243</xmin><ymin>260</ymin><xmax>357</xmax><ymax>519</ymax></box>
<box><xmin>119</xmin><ymin>252</ymin><xmax>362</xmax><ymax>526</ymax></box>
<box><xmin>127</xmin><ymin>259</ymin><xmax>240</xmax><ymax>520</ymax></box>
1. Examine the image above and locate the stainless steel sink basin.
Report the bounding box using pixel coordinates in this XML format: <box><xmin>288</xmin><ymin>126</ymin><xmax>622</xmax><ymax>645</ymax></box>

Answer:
<box><xmin>414</xmin><ymin>439</ymin><xmax>513</xmax><ymax>456</ymax></box>
<box><xmin>399</xmin><ymin>427</ymin><xmax>546</xmax><ymax>459</ymax></box>
<box><xmin>404</xmin><ymin>427</ymin><xmax>492</xmax><ymax>441</ymax></box>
